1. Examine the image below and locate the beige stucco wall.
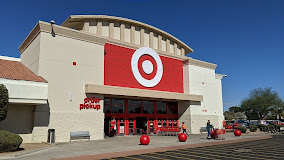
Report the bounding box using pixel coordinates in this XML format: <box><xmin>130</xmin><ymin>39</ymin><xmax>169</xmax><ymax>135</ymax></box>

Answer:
<box><xmin>21</xmin><ymin>31</ymin><xmax>105</xmax><ymax>142</ymax></box>
<box><xmin>0</xmin><ymin>78</ymin><xmax>48</xmax><ymax>104</ymax></box>
<box><xmin>179</xmin><ymin>64</ymin><xmax>224</xmax><ymax>134</ymax></box>
<box><xmin>0</xmin><ymin>104</ymin><xmax>35</xmax><ymax>143</ymax></box>
<box><xmin>21</xmin><ymin>34</ymin><xmax>41</xmax><ymax>74</ymax></box>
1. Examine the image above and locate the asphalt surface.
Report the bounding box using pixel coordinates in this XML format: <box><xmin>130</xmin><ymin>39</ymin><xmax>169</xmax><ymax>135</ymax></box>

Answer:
<box><xmin>104</xmin><ymin>135</ymin><xmax>284</xmax><ymax>160</ymax></box>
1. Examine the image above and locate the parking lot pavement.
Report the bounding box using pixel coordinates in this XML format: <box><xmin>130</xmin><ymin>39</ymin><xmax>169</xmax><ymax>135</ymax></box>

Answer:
<box><xmin>1</xmin><ymin>133</ymin><xmax>274</xmax><ymax>160</ymax></box>
<box><xmin>106</xmin><ymin>135</ymin><xmax>284</xmax><ymax>160</ymax></box>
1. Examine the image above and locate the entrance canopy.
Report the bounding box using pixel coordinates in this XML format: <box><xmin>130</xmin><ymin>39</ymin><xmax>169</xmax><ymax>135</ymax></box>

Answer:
<box><xmin>85</xmin><ymin>84</ymin><xmax>203</xmax><ymax>101</ymax></box>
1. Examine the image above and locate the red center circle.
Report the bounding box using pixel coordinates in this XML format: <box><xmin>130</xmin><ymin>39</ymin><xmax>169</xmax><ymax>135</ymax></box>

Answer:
<box><xmin>138</xmin><ymin>54</ymin><xmax>157</xmax><ymax>80</ymax></box>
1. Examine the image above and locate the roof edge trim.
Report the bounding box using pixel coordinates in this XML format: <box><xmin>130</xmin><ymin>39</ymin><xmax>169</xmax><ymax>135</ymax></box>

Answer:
<box><xmin>184</xmin><ymin>58</ymin><xmax>217</xmax><ymax>70</ymax></box>
<box><xmin>18</xmin><ymin>21</ymin><xmax>189</xmax><ymax>60</ymax></box>
<box><xmin>61</xmin><ymin>15</ymin><xmax>194</xmax><ymax>54</ymax></box>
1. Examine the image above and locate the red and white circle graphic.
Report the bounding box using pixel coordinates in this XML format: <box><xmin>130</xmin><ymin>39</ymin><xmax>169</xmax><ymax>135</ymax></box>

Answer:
<box><xmin>131</xmin><ymin>47</ymin><xmax>163</xmax><ymax>87</ymax></box>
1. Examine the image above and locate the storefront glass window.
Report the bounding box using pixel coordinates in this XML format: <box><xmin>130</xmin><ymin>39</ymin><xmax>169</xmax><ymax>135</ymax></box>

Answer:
<box><xmin>142</xmin><ymin>100</ymin><xmax>154</xmax><ymax>114</ymax></box>
<box><xmin>112</xmin><ymin>99</ymin><xmax>125</xmax><ymax>113</ymax></box>
<box><xmin>128</xmin><ymin>100</ymin><xmax>141</xmax><ymax>113</ymax></box>
<box><xmin>157</xmin><ymin>101</ymin><xmax>167</xmax><ymax>114</ymax></box>
<box><xmin>167</xmin><ymin>102</ymin><xmax>178</xmax><ymax>114</ymax></box>
<box><xmin>104</xmin><ymin>98</ymin><xmax>111</xmax><ymax>113</ymax></box>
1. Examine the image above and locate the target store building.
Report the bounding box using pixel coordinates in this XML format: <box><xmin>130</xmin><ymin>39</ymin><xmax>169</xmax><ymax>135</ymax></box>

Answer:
<box><xmin>0</xmin><ymin>15</ymin><xmax>225</xmax><ymax>143</ymax></box>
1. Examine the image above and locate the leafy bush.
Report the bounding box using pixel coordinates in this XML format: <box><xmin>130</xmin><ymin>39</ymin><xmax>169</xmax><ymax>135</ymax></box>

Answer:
<box><xmin>257</xmin><ymin>124</ymin><xmax>265</xmax><ymax>128</ymax></box>
<box><xmin>249</xmin><ymin>125</ymin><xmax>257</xmax><ymax>132</ymax></box>
<box><xmin>258</xmin><ymin>124</ymin><xmax>267</xmax><ymax>130</ymax></box>
<box><xmin>271</xmin><ymin>123</ymin><xmax>281</xmax><ymax>128</ymax></box>
<box><xmin>235</xmin><ymin>126</ymin><xmax>247</xmax><ymax>133</ymax></box>
<box><xmin>0</xmin><ymin>130</ymin><xmax>22</xmax><ymax>153</ymax></box>
<box><xmin>0</xmin><ymin>84</ymin><xmax>9</xmax><ymax>121</ymax></box>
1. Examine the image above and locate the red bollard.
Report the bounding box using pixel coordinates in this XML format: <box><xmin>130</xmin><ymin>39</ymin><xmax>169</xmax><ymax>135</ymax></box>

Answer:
<box><xmin>140</xmin><ymin>135</ymin><xmax>150</xmax><ymax>145</ymax></box>
<box><xmin>178</xmin><ymin>133</ymin><xmax>187</xmax><ymax>142</ymax></box>
<box><xmin>234</xmin><ymin>129</ymin><xmax>242</xmax><ymax>136</ymax></box>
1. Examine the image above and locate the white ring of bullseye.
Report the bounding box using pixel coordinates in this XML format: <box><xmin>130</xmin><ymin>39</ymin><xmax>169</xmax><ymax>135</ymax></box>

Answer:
<box><xmin>142</xmin><ymin>60</ymin><xmax>153</xmax><ymax>74</ymax></box>
<box><xmin>131</xmin><ymin>47</ymin><xmax>163</xmax><ymax>87</ymax></box>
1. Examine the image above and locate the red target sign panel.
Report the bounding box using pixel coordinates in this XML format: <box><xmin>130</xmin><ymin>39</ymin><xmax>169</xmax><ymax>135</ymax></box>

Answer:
<box><xmin>104</xmin><ymin>43</ymin><xmax>184</xmax><ymax>93</ymax></box>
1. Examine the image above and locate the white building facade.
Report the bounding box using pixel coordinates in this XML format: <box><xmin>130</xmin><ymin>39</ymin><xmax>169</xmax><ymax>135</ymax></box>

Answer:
<box><xmin>0</xmin><ymin>15</ymin><xmax>224</xmax><ymax>143</ymax></box>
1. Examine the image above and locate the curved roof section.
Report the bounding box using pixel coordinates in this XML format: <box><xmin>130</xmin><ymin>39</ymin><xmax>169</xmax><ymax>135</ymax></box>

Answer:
<box><xmin>61</xmin><ymin>15</ymin><xmax>194</xmax><ymax>54</ymax></box>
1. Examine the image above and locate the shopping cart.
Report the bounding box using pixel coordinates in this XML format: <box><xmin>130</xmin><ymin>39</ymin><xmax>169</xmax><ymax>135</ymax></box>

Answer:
<box><xmin>210</xmin><ymin>128</ymin><xmax>225</xmax><ymax>140</ymax></box>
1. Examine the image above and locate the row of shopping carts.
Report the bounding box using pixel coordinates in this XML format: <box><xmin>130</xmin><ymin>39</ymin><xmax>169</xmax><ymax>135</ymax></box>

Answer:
<box><xmin>157</xmin><ymin>127</ymin><xmax>181</xmax><ymax>136</ymax></box>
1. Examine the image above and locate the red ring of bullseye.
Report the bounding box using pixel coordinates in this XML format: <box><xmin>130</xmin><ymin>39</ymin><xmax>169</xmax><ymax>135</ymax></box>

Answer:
<box><xmin>138</xmin><ymin>55</ymin><xmax>157</xmax><ymax>80</ymax></box>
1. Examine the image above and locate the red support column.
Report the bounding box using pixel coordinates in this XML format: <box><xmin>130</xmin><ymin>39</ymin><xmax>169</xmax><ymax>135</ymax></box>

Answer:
<box><xmin>125</xmin><ymin>118</ymin><xmax>128</xmax><ymax>135</ymax></box>
<box><xmin>125</xmin><ymin>99</ymin><xmax>129</xmax><ymax>135</ymax></box>
<box><xmin>134</xmin><ymin>119</ymin><xmax>136</xmax><ymax>134</ymax></box>
<box><xmin>117</xmin><ymin>119</ymin><xmax>120</xmax><ymax>134</ymax></box>
<box><xmin>154</xmin><ymin>101</ymin><xmax>158</xmax><ymax>134</ymax></box>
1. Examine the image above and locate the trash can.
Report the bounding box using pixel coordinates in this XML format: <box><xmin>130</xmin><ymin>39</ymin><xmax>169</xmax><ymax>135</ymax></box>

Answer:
<box><xmin>48</xmin><ymin>129</ymin><xmax>55</xmax><ymax>143</ymax></box>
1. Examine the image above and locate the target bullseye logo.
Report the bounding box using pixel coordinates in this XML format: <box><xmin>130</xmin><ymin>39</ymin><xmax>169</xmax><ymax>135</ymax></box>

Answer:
<box><xmin>142</xmin><ymin>60</ymin><xmax>153</xmax><ymax>74</ymax></box>
<box><xmin>131</xmin><ymin>47</ymin><xmax>163</xmax><ymax>87</ymax></box>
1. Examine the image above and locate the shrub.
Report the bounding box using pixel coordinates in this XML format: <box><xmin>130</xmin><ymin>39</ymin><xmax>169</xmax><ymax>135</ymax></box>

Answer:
<box><xmin>0</xmin><ymin>84</ymin><xmax>9</xmax><ymax>121</ymax></box>
<box><xmin>235</xmin><ymin>126</ymin><xmax>247</xmax><ymax>133</ymax></box>
<box><xmin>249</xmin><ymin>125</ymin><xmax>257</xmax><ymax>132</ymax></box>
<box><xmin>0</xmin><ymin>130</ymin><xmax>23</xmax><ymax>153</ymax></box>
<box><xmin>258</xmin><ymin>124</ymin><xmax>266</xmax><ymax>128</ymax></box>
<box><xmin>271</xmin><ymin>123</ymin><xmax>281</xmax><ymax>129</ymax></box>
<box><xmin>258</xmin><ymin>124</ymin><xmax>268</xmax><ymax>131</ymax></box>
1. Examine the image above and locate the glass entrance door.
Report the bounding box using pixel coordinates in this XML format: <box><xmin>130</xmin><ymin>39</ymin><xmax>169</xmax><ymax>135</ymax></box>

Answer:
<box><xmin>136</xmin><ymin>117</ymin><xmax>148</xmax><ymax>134</ymax></box>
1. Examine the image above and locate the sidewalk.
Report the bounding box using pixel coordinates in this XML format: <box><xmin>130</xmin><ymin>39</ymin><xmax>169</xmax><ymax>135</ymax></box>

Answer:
<box><xmin>1</xmin><ymin>133</ymin><xmax>272</xmax><ymax>160</ymax></box>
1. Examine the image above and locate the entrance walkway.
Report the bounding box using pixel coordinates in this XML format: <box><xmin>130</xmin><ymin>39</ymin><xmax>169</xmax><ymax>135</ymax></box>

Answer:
<box><xmin>2</xmin><ymin>133</ymin><xmax>272</xmax><ymax>160</ymax></box>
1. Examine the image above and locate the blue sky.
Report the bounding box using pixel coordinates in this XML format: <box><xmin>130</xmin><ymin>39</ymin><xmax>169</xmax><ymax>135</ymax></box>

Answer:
<box><xmin>0</xmin><ymin>0</ymin><xmax>283</xmax><ymax>111</ymax></box>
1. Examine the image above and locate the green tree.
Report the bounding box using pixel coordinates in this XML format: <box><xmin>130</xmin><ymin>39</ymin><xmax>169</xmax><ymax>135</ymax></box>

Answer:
<box><xmin>224</xmin><ymin>111</ymin><xmax>234</xmax><ymax>120</ymax></box>
<box><xmin>241</xmin><ymin>87</ymin><xmax>282</xmax><ymax>120</ymax></box>
<box><xmin>229</xmin><ymin>106</ymin><xmax>243</xmax><ymax>113</ymax></box>
<box><xmin>0</xmin><ymin>84</ymin><xmax>9</xmax><ymax>121</ymax></box>
<box><xmin>272</xmin><ymin>101</ymin><xmax>284</xmax><ymax>119</ymax></box>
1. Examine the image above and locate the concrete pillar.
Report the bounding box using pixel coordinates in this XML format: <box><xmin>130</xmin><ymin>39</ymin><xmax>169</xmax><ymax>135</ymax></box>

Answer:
<box><xmin>83</xmin><ymin>21</ymin><xmax>89</xmax><ymax>32</ymax></box>
<box><xmin>181</xmin><ymin>48</ymin><xmax>185</xmax><ymax>56</ymax></box>
<box><xmin>149</xmin><ymin>31</ymin><xmax>153</xmax><ymax>48</ymax></box>
<box><xmin>158</xmin><ymin>35</ymin><xmax>162</xmax><ymax>51</ymax></box>
<box><xmin>130</xmin><ymin>25</ymin><xmax>135</xmax><ymax>44</ymax></box>
<box><xmin>109</xmin><ymin>22</ymin><xmax>114</xmax><ymax>39</ymax></box>
<box><xmin>166</xmin><ymin>39</ymin><xmax>170</xmax><ymax>53</ymax></box>
<box><xmin>140</xmin><ymin>28</ymin><xmax>144</xmax><ymax>46</ymax></box>
<box><xmin>97</xmin><ymin>20</ymin><xmax>102</xmax><ymax>36</ymax></box>
<box><xmin>174</xmin><ymin>43</ymin><xmax>178</xmax><ymax>54</ymax></box>
<box><xmin>120</xmin><ymin>23</ymin><xmax>125</xmax><ymax>41</ymax></box>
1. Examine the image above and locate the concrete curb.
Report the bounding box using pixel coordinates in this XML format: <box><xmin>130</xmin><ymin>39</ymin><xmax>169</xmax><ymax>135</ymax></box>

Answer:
<box><xmin>55</xmin><ymin>135</ymin><xmax>272</xmax><ymax>160</ymax></box>
<box><xmin>15</xmin><ymin>145</ymin><xmax>55</xmax><ymax>157</ymax></box>
<box><xmin>0</xmin><ymin>145</ymin><xmax>55</xmax><ymax>159</ymax></box>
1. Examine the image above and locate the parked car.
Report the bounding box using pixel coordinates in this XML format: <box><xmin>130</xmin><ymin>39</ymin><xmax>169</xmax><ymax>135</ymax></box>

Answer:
<box><xmin>266</xmin><ymin>121</ymin><xmax>272</xmax><ymax>125</ymax></box>
<box><xmin>241</xmin><ymin>123</ymin><xmax>249</xmax><ymax>128</ymax></box>
<box><xmin>272</xmin><ymin>120</ymin><xmax>284</xmax><ymax>125</ymax></box>
<box><xmin>248</xmin><ymin>121</ymin><xmax>258</xmax><ymax>126</ymax></box>
<box><xmin>225</xmin><ymin>120</ymin><xmax>242</xmax><ymax>129</ymax></box>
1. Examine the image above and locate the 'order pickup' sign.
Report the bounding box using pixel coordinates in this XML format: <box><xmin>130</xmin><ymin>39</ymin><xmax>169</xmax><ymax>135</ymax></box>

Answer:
<box><xmin>80</xmin><ymin>98</ymin><xmax>101</xmax><ymax>110</ymax></box>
